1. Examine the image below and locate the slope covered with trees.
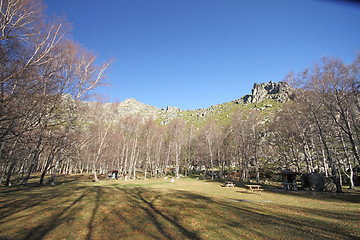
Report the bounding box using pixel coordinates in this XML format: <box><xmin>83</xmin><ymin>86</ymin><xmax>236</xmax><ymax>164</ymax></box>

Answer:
<box><xmin>1</xmin><ymin>0</ymin><xmax>359</xmax><ymax>192</ymax></box>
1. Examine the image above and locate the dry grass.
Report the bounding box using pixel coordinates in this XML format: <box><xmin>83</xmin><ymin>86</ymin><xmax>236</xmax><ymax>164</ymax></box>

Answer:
<box><xmin>0</xmin><ymin>175</ymin><xmax>359</xmax><ymax>239</ymax></box>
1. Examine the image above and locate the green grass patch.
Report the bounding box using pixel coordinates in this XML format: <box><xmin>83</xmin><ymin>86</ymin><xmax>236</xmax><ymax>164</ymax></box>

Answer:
<box><xmin>0</xmin><ymin>175</ymin><xmax>359</xmax><ymax>239</ymax></box>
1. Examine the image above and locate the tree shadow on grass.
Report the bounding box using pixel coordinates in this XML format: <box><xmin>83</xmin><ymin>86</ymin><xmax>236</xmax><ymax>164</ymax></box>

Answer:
<box><xmin>0</xmin><ymin>186</ymin><xmax>76</xmax><ymax>221</ymax></box>
<box><xmin>0</xmin><ymin>184</ymin><xmax>101</xmax><ymax>240</ymax></box>
<box><xmin>116</xmin><ymin>186</ymin><xmax>201</xmax><ymax>240</ymax></box>
<box><xmin>216</xmin><ymin>199</ymin><xmax>359</xmax><ymax>239</ymax></box>
<box><xmin>85</xmin><ymin>186</ymin><xmax>104</xmax><ymax>240</ymax></box>
<box><xmin>113</xmin><ymin>185</ymin><xmax>359</xmax><ymax>239</ymax></box>
<box><xmin>1</xmin><ymin>182</ymin><xmax>358</xmax><ymax>239</ymax></box>
<box><xmin>22</xmin><ymin>191</ymin><xmax>87</xmax><ymax>240</ymax></box>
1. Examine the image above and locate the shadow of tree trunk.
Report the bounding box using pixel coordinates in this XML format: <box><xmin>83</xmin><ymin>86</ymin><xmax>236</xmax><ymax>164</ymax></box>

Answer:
<box><xmin>117</xmin><ymin>187</ymin><xmax>201</xmax><ymax>240</ymax></box>
<box><xmin>23</xmin><ymin>190</ymin><xmax>89</xmax><ymax>240</ymax></box>
<box><xmin>86</xmin><ymin>186</ymin><xmax>103</xmax><ymax>240</ymax></box>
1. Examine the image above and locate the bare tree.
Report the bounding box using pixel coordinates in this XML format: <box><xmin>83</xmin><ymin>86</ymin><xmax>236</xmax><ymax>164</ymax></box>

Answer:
<box><xmin>168</xmin><ymin>119</ymin><xmax>187</xmax><ymax>178</ymax></box>
<box><xmin>198</xmin><ymin>118</ymin><xmax>221</xmax><ymax>179</ymax></box>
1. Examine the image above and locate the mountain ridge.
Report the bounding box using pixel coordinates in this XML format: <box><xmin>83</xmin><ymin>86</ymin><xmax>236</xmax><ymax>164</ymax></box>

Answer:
<box><xmin>78</xmin><ymin>81</ymin><xmax>294</xmax><ymax>125</ymax></box>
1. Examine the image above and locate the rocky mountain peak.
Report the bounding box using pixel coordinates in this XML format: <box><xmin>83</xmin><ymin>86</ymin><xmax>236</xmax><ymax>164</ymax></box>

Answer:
<box><xmin>242</xmin><ymin>81</ymin><xmax>294</xmax><ymax>104</ymax></box>
<box><xmin>120</xmin><ymin>98</ymin><xmax>140</xmax><ymax>106</ymax></box>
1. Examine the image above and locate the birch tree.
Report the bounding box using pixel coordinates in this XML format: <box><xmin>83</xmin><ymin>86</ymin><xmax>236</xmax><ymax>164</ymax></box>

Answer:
<box><xmin>199</xmin><ymin>118</ymin><xmax>221</xmax><ymax>179</ymax></box>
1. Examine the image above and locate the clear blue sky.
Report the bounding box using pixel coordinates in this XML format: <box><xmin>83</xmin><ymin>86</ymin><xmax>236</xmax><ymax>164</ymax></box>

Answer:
<box><xmin>45</xmin><ymin>0</ymin><xmax>360</xmax><ymax>110</ymax></box>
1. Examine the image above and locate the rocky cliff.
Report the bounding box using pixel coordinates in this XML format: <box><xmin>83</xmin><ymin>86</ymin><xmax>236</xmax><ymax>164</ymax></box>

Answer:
<box><xmin>240</xmin><ymin>81</ymin><xmax>294</xmax><ymax>104</ymax></box>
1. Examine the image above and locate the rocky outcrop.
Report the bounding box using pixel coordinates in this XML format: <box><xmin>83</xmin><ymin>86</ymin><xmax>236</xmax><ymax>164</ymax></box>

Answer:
<box><xmin>159</xmin><ymin>106</ymin><xmax>182</xmax><ymax>125</ymax></box>
<box><xmin>242</xmin><ymin>81</ymin><xmax>294</xmax><ymax>104</ymax></box>
<box><xmin>301</xmin><ymin>173</ymin><xmax>337</xmax><ymax>192</ymax></box>
<box><xmin>79</xmin><ymin>98</ymin><xmax>160</xmax><ymax>123</ymax></box>
<box><xmin>116</xmin><ymin>98</ymin><xmax>159</xmax><ymax>118</ymax></box>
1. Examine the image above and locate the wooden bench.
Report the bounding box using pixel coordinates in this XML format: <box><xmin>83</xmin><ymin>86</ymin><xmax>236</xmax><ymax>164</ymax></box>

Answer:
<box><xmin>222</xmin><ymin>181</ymin><xmax>235</xmax><ymax>187</ymax></box>
<box><xmin>245</xmin><ymin>184</ymin><xmax>264</xmax><ymax>194</ymax></box>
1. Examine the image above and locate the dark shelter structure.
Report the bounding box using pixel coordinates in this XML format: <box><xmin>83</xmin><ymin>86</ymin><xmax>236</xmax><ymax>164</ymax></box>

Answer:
<box><xmin>275</xmin><ymin>170</ymin><xmax>301</xmax><ymax>190</ymax></box>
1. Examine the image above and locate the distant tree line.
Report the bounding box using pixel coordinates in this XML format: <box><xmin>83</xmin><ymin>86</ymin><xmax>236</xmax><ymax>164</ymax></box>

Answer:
<box><xmin>0</xmin><ymin>0</ymin><xmax>359</xmax><ymax>192</ymax></box>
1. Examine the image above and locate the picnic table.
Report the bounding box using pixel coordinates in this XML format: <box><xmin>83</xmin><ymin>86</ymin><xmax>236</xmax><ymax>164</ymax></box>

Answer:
<box><xmin>222</xmin><ymin>181</ymin><xmax>235</xmax><ymax>187</ymax></box>
<box><xmin>245</xmin><ymin>184</ymin><xmax>263</xmax><ymax>194</ymax></box>
<box><xmin>282</xmin><ymin>182</ymin><xmax>298</xmax><ymax>191</ymax></box>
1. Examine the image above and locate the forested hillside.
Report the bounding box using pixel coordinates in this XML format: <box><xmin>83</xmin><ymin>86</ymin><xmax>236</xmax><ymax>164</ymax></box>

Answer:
<box><xmin>1</xmin><ymin>0</ymin><xmax>359</xmax><ymax>192</ymax></box>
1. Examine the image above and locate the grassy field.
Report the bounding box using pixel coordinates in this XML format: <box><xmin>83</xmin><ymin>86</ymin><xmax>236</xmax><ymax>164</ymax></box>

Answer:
<box><xmin>0</xmin><ymin>175</ymin><xmax>359</xmax><ymax>240</ymax></box>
